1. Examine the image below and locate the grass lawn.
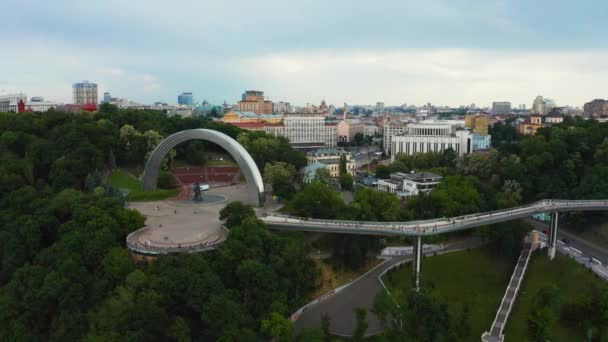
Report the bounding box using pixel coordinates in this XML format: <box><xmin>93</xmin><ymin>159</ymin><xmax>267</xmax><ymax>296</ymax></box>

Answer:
<box><xmin>107</xmin><ymin>169</ymin><xmax>178</xmax><ymax>201</ymax></box>
<box><xmin>503</xmin><ymin>253</ymin><xmax>606</xmax><ymax>342</ymax></box>
<box><xmin>385</xmin><ymin>248</ymin><xmax>515</xmax><ymax>341</ymax></box>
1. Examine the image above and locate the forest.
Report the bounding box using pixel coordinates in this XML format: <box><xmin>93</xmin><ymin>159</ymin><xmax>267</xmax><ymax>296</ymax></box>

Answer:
<box><xmin>0</xmin><ymin>105</ymin><xmax>318</xmax><ymax>341</ymax></box>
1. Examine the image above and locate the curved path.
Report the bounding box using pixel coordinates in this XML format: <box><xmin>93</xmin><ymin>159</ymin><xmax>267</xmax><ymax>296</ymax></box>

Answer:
<box><xmin>261</xmin><ymin>200</ymin><xmax>608</xmax><ymax>237</ymax></box>
<box><xmin>294</xmin><ymin>238</ymin><xmax>483</xmax><ymax>336</ymax></box>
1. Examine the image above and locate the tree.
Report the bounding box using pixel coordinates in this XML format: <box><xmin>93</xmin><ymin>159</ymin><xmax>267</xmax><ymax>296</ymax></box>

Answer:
<box><xmin>264</xmin><ymin>162</ymin><xmax>296</xmax><ymax>199</ymax></box>
<box><xmin>157</xmin><ymin>171</ymin><xmax>176</xmax><ymax>189</ymax></box>
<box><xmin>339</xmin><ymin>173</ymin><xmax>354</xmax><ymax>191</ymax></box>
<box><xmin>375</xmin><ymin>165</ymin><xmax>391</xmax><ymax>179</ymax></box>
<box><xmin>184</xmin><ymin>140</ymin><xmax>207</xmax><ymax>166</ymax></box>
<box><xmin>321</xmin><ymin>313</ymin><xmax>331</xmax><ymax>342</ymax></box>
<box><xmin>351</xmin><ymin>187</ymin><xmax>401</xmax><ymax>221</ymax></box>
<box><xmin>496</xmin><ymin>179</ymin><xmax>523</xmax><ymax>209</ymax></box>
<box><xmin>339</xmin><ymin>155</ymin><xmax>347</xmax><ymax>175</ymax></box>
<box><xmin>285</xmin><ymin>183</ymin><xmax>346</xmax><ymax>219</ymax></box>
<box><xmin>261</xmin><ymin>312</ymin><xmax>293</xmax><ymax>342</ymax></box>
<box><xmin>297</xmin><ymin>328</ymin><xmax>324</xmax><ymax>342</ymax></box>
<box><xmin>314</xmin><ymin>168</ymin><xmax>332</xmax><ymax>186</ymax></box>
<box><xmin>528</xmin><ymin>283</ymin><xmax>561</xmax><ymax>342</ymax></box>
<box><xmin>353</xmin><ymin>132</ymin><xmax>365</xmax><ymax>146</ymax></box>
<box><xmin>353</xmin><ymin>308</ymin><xmax>368</xmax><ymax>341</ymax></box>
<box><xmin>219</xmin><ymin>201</ymin><xmax>256</xmax><ymax>228</ymax></box>
<box><xmin>372</xmin><ymin>290</ymin><xmax>395</xmax><ymax>327</ymax></box>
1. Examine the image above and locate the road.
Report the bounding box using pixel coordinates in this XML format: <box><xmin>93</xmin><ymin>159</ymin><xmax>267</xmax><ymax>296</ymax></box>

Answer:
<box><xmin>526</xmin><ymin>219</ymin><xmax>608</xmax><ymax>263</ymax></box>
<box><xmin>294</xmin><ymin>238</ymin><xmax>484</xmax><ymax>337</ymax></box>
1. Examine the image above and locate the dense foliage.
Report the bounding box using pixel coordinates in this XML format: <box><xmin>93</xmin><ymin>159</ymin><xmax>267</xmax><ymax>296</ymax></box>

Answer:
<box><xmin>0</xmin><ymin>107</ymin><xmax>319</xmax><ymax>341</ymax></box>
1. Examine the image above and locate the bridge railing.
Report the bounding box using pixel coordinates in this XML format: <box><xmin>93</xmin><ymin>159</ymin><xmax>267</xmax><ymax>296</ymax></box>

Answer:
<box><xmin>262</xmin><ymin>200</ymin><xmax>608</xmax><ymax>234</ymax></box>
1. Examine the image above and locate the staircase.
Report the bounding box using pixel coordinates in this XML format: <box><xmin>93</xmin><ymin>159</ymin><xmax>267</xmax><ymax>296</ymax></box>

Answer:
<box><xmin>482</xmin><ymin>236</ymin><xmax>534</xmax><ymax>342</ymax></box>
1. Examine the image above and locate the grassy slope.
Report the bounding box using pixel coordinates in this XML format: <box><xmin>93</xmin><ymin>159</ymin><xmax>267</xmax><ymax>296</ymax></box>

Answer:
<box><xmin>504</xmin><ymin>253</ymin><xmax>605</xmax><ymax>342</ymax></box>
<box><xmin>385</xmin><ymin>248</ymin><xmax>514</xmax><ymax>341</ymax></box>
<box><xmin>108</xmin><ymin>169</ymin><xmax>178</xmax><ymax>201</ymax></box>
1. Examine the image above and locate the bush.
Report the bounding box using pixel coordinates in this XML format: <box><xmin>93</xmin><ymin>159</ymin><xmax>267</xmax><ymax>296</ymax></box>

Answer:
<box><xmin>157</xmin><ymin>171</ymin><xmax>176</xmax><ymax>189</ymax></box>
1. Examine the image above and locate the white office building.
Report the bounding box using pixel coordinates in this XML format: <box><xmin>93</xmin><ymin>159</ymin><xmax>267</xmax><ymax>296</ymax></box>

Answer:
<box><xmin>73</xmin><ymin>80</ymin><xmax>98</xmax><ymax>105</ymax></box>
<box><xmin>0</xmin><ymin>93</ymin><xmax>27</xmax><ymax>112</ymax></box>
<box><xmin>377</xmin><ymin>171</ymin><xmax>443</xmax><ymax>199</ymax></box>
<box><xmin>382</xmin><ymin>119</ymin><xmax>408</xmax><ymax>155</ymax></box>
<box><xmin>391</xmin><ymin>121</ymin><xmax>474</xmax><ymax>160</ymax></box>
<box><xmin>263</xmin><ymin>112</ymin><xmax>337</xmax><ymax>149</ymax></box>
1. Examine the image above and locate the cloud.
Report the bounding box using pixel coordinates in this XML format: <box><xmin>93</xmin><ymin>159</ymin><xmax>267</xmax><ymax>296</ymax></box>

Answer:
<box><xmin>234</xmin><ymin>49</ymin><xmax>608</xmax><ymax>107</ymax></box>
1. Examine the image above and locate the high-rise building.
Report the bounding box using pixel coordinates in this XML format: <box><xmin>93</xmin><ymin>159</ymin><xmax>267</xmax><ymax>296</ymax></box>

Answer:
<box><xmin>273</xmin><ymin>101</ymin><xmax>293</xmax><ymax>113</ymax></box>
<box><xmin>465</xmin><ymin>114</ymin><xmax>489</xmax><ymax>135</ymax></box>
<box><xmin>178</xmin><ymin>92</ymin><xmax>194</xmax><ymax>106</ymax></box>
<box><xmin>337</xmin><ymin>118</ymin><xmax>364</xmax><ymax>144</ymax></box>
<box><xmin>532</xmin><ymin>96</ymin><xmax>557</xmax><ymax>115</ymax></box>
<box><xmin>0</xmin><ymin>93</ymin><xmax>27</xmax><ymax>112</ymax></box>
<box><xmin>583</xmin><ymin>99</ymin><xmax>608</xmax><ymax>118</ymax></box>
<box><xmin>237</xmin><ymin>90</ymin><xmax>273</xmax><ymax>114</ymax></box>
<box><xmin>382</xmin><ymin>119</ymin><xmax>408</xmax><ymax>155</ymax></box>
<box><xmin>73</xmin><ymin>81</ymin><xmax>98</xmax><ymax>105</ymax></box>
<box><xmin>376</xmin><ymin>102</ymin><xmax>385</xmax><ymax>113</ymax></box>
<box><xmin>103</xmin><ymin>92</ymin><xmax>112</xmax><ymax>103</ymax></box>
<box><xmin>492</xmin><ymin>101</ymin><xmax>511</xmax><ymax>114</ymax></box>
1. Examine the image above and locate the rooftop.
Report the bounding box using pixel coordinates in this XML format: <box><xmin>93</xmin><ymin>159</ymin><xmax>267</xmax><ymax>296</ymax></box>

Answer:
<box><xmin>393</xmin><ymin>171</ymin><xmax>443</xmax><ymax>182</ymax></box>
<box><xmin>308</xmin><ymin>148</ymin><xmax>349</xmax><ymax>156</ymax></box>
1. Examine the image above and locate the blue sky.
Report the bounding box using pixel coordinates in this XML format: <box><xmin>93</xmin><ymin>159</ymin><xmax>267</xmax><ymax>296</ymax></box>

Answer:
<box><xmin>2</xmin><ymin>0</ymin><xmax>607</xmax><ymax>107</ymax></box>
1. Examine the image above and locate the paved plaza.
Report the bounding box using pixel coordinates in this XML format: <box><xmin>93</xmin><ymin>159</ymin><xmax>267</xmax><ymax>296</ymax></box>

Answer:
<box><xmin>126</xmin><ymin>184</ymin><xmax>250</xmax><ymax>251</ymax></box>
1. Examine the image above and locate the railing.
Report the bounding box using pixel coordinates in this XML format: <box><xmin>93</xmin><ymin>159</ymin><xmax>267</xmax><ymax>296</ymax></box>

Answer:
<box><xmin>483</xmin><ymin>235</ymin><xmax>534</xmax><ymax>341</ymax></box>
<box><xmin>126</xmin><ymin>226</ymin><xmax>228</xmax><ymax>255</ymax></box>
<box><xmin>261</xmin><ymin>200</ymin><xmax>608</xmax><ymax>237</ymax></box>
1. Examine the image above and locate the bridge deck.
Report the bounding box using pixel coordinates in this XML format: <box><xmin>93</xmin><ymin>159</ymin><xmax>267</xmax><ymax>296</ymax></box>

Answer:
<box><xmin>261</xmin><ymin>200</ymin><xmax>608</xmax><ymax>237</ymax></box>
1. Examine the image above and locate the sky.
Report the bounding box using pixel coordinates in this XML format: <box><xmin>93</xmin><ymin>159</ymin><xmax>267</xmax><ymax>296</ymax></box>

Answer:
<box><xmin>1</xmin><ymin>0</ymin><xmax>607</xmax><ymax>107</ymax></box>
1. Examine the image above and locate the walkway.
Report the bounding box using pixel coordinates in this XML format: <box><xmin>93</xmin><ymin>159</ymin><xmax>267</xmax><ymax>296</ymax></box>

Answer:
<box><xmin>294</xmin><ymin>238</ymin><xmax>483</xmax><ymax>337</ymax></box>
<box><xmin>482</xmin><ymin>237</ymin><xmax>534</xmax><ymax>342</ymax></box>
<box><xmin>260</xmin><ymin>200</ymin><xmax>608</xmax><ymax>237</ymax></box>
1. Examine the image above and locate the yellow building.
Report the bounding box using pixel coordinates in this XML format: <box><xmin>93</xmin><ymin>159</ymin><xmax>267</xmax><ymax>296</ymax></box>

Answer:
<box><xmin>307</xmin><ymin>149</ymin><xmax>356</xmax><ymax>177</ymax></box>
<box><xmin>465</xmin><ymin>114</ymin><xmax>489</xmax><ymax>135</ymax></box>
<box><xmin>518</xmin><ymin>115</ymin><xmax>544</xmax><ymax>135</ymax></box>
<box><xmin>237</xmin><ymin>90</ymin><xmax>274</xmax><ymax>114</ymax></box>
<box><xmin>221</xmin><ymin>111</ymin><xmax>283</xmax><ymax>124</ymax></box>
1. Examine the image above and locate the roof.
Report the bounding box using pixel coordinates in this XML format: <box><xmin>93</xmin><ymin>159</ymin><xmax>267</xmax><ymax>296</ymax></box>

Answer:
<box><xmin>308</xmin><ymin>148</ymin><xmax>348</xmax><ymax>156</ymax></box>
<box><xmin>301</xmin><ymin>162</ymin><xmax>327</xmax><ymax>175</ymax></box>
<box><xmin>228</xmin><ymin>122</ymin><xmax>283</xmax><ymax>128</ymax></box>
<box><xmin>393</xmin><ymin>171</ymin><xmax>443</xmax><ymax>181</ymax></box>
<box><xmin>318</xmin><ymin>158</ymin><xmax>341</xmax><ymax>165</ymax></box>
<box><xmin>405</xmin><ymin>172</ymin><xmax>443</xmax><ymax>181</ymax></box>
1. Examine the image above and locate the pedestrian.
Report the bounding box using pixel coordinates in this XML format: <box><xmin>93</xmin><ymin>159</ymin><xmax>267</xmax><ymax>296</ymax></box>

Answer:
<box><xmin>174</xmin><ymin>209</ymin><xmax>177</xmax><ymax>214</ymax></box>
<box><xmin>155</xmin><ymin>206</ymin><xmax>159</xmax><ymax>211</ymax></box>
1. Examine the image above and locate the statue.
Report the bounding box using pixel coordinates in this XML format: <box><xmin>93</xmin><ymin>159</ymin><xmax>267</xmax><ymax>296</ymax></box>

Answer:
<box><xmin>193</xmin><ymin>182</ymin><xmax>202</xmax><ymax>202</ymax></box>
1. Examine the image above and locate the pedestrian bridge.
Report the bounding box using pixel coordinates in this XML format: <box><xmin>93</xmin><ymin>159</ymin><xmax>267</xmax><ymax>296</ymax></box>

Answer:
<box><xmin>260</xmin><ymin>199</ymin><xmax>608</xmax><ymax>237</ymax></box>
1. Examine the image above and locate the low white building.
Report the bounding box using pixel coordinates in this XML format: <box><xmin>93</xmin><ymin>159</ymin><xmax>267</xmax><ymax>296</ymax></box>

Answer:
<box><xmin>391</xmin><ymin>121</ymin><xmax>475</xmax><ymax>160</ymax></box>
<box><xmin>25</xmin><ymin>100</ymin><xmax>61</xmax><ymax>112</ymax></box>
<box><xmin>377</xmin><ymin>171</ymin><xmax>443</xmax><ymax>199</ymax></box>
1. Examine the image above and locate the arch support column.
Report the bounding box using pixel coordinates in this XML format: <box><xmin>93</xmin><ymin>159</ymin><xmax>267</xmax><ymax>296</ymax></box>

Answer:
<box><xmin>141</xmin><ymin>129</ymin><xmax>265</xmax><ymax>206</ymax></box>
<box><xmin>548</xmin><ymin>212</ymin><xmax>559</xmax><ymax>260</ymax></box>
<box><xmin>413</xmin><ymin>235</ymin><xmax>422</xmax><ymax>291</ymax></box>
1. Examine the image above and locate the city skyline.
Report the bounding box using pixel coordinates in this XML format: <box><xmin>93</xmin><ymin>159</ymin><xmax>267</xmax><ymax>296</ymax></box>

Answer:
<box><xmin>2</xmin><ymin>0</ymin><xmax>607</xmax><ymax>107</ymax></box>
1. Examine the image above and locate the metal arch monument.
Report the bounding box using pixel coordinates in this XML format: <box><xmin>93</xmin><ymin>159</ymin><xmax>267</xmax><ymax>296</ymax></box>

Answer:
<box><xmin>141</xmin><ymin>129</ymin><xmax>265</xmax><ymax>206</ymax></box>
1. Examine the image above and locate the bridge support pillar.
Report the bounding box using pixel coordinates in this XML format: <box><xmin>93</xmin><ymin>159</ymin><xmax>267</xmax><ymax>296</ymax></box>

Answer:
<box><xmin>413</xmin><ymin>235</ymin><xmax>422</xmax><ymax>291</ymax></box>
<box><xmin>548</xmin><ymin>211</ymin><xmax>559</xmax><ymax>260</ymax></box>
